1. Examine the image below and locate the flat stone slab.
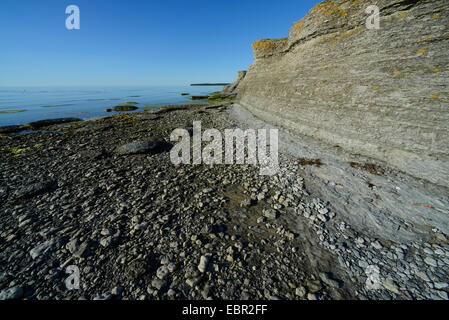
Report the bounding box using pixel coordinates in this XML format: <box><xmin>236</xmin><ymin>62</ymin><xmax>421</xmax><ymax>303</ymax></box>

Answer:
<box><xmin>26</xmin><ymin>118</ymin><xmax>81</xmax><ymax>129</ymax></box>
<box><xmin>112</xmin><ymin>106</ymin><xmax>139</xmax><ymax>112</ymax></box>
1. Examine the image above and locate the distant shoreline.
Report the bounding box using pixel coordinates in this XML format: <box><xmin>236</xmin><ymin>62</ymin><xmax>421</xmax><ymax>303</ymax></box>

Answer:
<box><xmin>190</xmin><ymin>83</ymin><xmax>230</xmax><ymax>86</ymax></box>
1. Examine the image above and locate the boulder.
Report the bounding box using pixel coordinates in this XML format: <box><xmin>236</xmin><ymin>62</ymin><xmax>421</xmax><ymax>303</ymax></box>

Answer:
<box><xmin>111</xmin><ymin>106</ymin><xmax>138</xmax><ymax>112</ymax></box>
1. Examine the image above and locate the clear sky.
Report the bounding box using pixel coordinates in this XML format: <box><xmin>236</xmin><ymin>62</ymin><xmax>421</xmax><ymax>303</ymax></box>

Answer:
<box><xmin>0</xmin><ymin>0</ymin><xmax>319</xmax><ymax>86</ymax></box>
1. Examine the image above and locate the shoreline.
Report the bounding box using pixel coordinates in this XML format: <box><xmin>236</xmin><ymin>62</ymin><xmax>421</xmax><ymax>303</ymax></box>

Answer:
<box><xmin>1</xmin><ymin>101</ymin><xmax>448</xmax><ymax>300</ymax></box>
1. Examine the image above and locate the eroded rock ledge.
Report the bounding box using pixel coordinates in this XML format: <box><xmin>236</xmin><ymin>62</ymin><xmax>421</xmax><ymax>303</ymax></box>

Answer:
<box><xmin>235</xmin><ymin>0</ymin><xmax>449</xmax><ymax>187</ymax></box>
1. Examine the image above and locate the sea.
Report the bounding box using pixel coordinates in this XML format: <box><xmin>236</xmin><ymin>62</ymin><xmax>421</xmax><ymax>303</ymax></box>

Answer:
<box><xmin>0</xmin><ymin>86</ymin><xmax>224</xmax><ymax>126</ymax></box>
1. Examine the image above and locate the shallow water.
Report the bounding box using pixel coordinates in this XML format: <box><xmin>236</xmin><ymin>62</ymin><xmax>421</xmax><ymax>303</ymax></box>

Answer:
<box><xmin>0</xmin><ymin>86</ymin><xmax>223</xmax><ymax>126</ymax></box>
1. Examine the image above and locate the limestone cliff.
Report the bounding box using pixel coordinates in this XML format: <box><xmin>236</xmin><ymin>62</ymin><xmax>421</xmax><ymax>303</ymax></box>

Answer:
<box><xmin>222</xmin><ymin>70</ymin><xmax>247</xmax><ymax>96</ymax></box>
<box><xmin>236</xmin><ymin>0</ymin><xmax>449</xmax><ymax>187</ymax></box>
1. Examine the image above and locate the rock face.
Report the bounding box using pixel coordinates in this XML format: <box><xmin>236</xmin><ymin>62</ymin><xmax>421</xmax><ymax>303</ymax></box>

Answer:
<box><xmin>222</xmin><ymin>70</ymin><xmax>247</xmax><ymax>96</ymax></box>
<box><xmin>236</xmin><ymin>0</ymin><xmax>449</xmax><ymax>187</ymax></box>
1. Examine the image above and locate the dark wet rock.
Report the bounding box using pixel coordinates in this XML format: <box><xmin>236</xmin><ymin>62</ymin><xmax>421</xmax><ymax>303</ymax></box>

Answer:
<box><xmin>115</xmin><ymin>140</ymin><xmax>167</xmax><ymax>155</ymax></box>
<box><xmin>189</xmin><ymin>96</ymin><xmax>209</xmax><ymax>100</ymax></box>
<box><xmin>0</xmin><ymin>125</ymin><xmax>26</xmax><ymax>134</ymax></box>
<box><xmin>14</xmin><ymin>181</ymin><xmax>57</xmax><ymax>199</ymax></box>
<box><xmin>112</xmin><ymin>106</ymin><xmax>138</xmax><ymax>112</ymax></box>
<box><xmin>26</xmin><ymin>118</ymin><xmax>81</xmax><ymax>129</ymax></box>
<box><xmin>29</xmin><ymin>237</ymin><xmax>63</xmax><ymax>260</ymax></box>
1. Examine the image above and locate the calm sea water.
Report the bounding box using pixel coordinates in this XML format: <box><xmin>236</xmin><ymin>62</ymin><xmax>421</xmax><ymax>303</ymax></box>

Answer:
<box><xmin>0</xmin><ymin>86</ymin><xmax>224</xmax><ymax>126</ymax></box>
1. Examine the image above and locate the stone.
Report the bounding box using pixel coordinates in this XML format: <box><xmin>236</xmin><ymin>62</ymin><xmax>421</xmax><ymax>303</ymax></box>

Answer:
<box><xmin>319</xmin><ymin>272</ymin><xmax>341</xmax><ymax>288</ymax></box>
<box><xmin>156</xmin><ymin>265</ymin><xmax>169</xmax><ymax>279</ymax></box>
<box><xmin>111</xmin><ymin>286</ymin><xmax>123</xmax><ymax>295</ymax></box>
<box><xmin>424</xmin><ymin>257</ymin><xmax>438</xmax><ymax>267</ymax></box>
<box><xmin>416</xmin><ymin>271</ymin><xmax>431</xmax><ymax>282</ymax></box>
<box><xmin>307</xmin><ymin>293</ymin><xmax>317</xmax><ymax>300</ymax></box>
<box><xmin>383</xmin><ymin>278</ymin><xmax>400</xmax><ymax>295</ymax></box>
<box><xmin>93</xmin><ymin>294</ymin><xmax>112</xmax><ymax>300</ymax></box>
<box><xmin>318</xmin><ymin>208</ymin><xmax>329</xmax><ymax>215</ymax></box>
<box><xmin>167</xmin><ymin>289</ymin><xmax>176</xmax><ymax>297</ymax></box>
<box><xmin>434</xmin><ymin>282</ymin><xmax>448</xmax><ymax>290</ymax></box>
<box><xmin>371</xmin><ymin>241</ymin><xmax>382</xmax><ymax>250</ymax></box>
<box><xmin>295</xmin><ymin>286</ymin><xmax>307</xmax><ymax>297</ymax></box>
<box><xmin>263</xmin><ymin>209</ymin><xmax>279</xmax><ymax>220</ymax></box>
<box><xmin>198</xmin><ymin>255</ymin><xmax>210</xmax><ymax>273</ymax></box>
<box><xmin>100</xmin><ymin>236</ymin><xmax>113</xmax><ymax>247</ymax></box>
<box><xmin>111</xmin><ymin>106</ymin><xmax>138</xmax><ymax>112</ymax></box>
<box><xmin>29</xmin><ymin>237</ymin><xmax>61</xmax><ymax>260</ymax></box>
<box><xmin>151</xmin><ymin>279</ymin><xmax>166</xmax><ymax>290</ymax></box>
<box><xmin>167</xmin><ymin>262</ymin><xmax>177</xmax><ymax>273</ymax></box>
<box><xmin>73</xmin><ymin>241</ymin><xmax>89</xmax><ymax>258</ymax></box>
<box><xmin>0</xmin><ymin>286</ymin><xmax>23</xmax><ymax>300</ymax></box>
<box><xmin>317</xmin><ymin>214</ymin><xmax>328</xmax><ymax>223</ymax></box>
<box><xmin>186</xmin><ymin>277</ymin><xmax>201</xmax><ymax>288</ymax></box>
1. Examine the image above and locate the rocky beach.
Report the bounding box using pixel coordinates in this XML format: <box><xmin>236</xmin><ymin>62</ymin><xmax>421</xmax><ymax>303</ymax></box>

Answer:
<box><xmin>0</xmin><ymin>0</ymin><xmax>448</xmax><ymax>302</ymax></box>
<box><xmin>0</xmin><ymin>98</ymin><xmax>448</xmax><ymax>300</ymax></box>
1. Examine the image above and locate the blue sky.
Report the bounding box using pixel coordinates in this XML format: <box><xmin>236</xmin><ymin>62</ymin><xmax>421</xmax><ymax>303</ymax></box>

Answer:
<box><xmin>0</xmin><ymin>0</ymin><xmax>318</xmax><ymax>86</ymax></box>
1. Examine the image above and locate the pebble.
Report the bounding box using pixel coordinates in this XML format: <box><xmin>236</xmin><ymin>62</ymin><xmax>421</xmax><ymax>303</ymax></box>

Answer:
<box><xmin>263</xmin><ymin>209</ymin><xmax>279</xmax><ymax>220</ymax></box>
<box><xmin>0</xmin><ymin>286</ymin><xmax>23</xmax><ymax>300</ymax></box>
<box><xmin>424</xmin><ymin>257</ymin><xmax>438</xmax><ymax>267</ymax></box>
<box><xmin>295</xmin><ymin>286</ymin><xmax>307</xmax><ymax>297</ymax></box>
<box><xmin>198</xmin><ymin>255</ymin><xmax>210</xmax><ymax>273</ymax></box>
<box><xmin>151</xmin><ymin>279</ymin><xmax>166</xmax><ymax>290</ymax></box>
<box><xmin>156</xmin><ymin>266</ymin><xmax>169</xmax><ymax>279</ymax></box>
<box><xmin>307</xmin><ymin>293</ymin><xmax>317</xmax><ymax>300</ymax></box>
<box><xmin>111</xmin><ymin>286</ymin><xmax>123</xmax><ymax>295</ymax></box>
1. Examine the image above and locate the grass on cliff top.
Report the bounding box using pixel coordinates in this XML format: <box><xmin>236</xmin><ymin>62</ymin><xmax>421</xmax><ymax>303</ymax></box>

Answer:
<box><xmin>0</xmin><ymin>109</ymin><xmax>26</xmax><ymax>114</ymax></box>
